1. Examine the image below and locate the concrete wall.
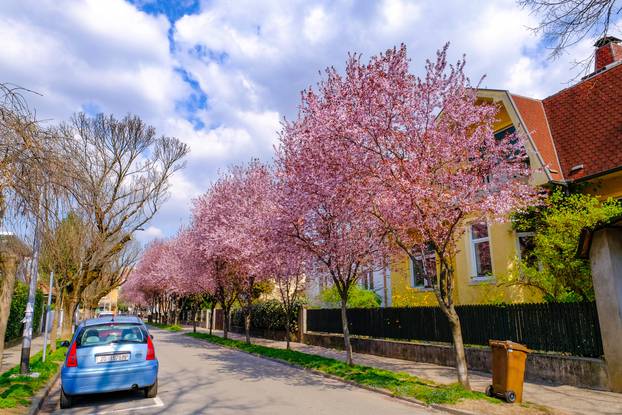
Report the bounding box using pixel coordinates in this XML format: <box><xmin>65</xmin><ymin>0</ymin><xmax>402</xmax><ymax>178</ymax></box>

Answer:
<box><xmin>302</xmin><ymin>331</ymin><xmax>608</xmax><ymax>390</ymax></box>
<box><xmin>230</xmin><ymin>326</ymin><xmax>300</xmax><ymax>342</ymax></box>
<box><xmin>590</xmin><ymin>227</ymin><xmax>622</xmax><ymax>392</ymax></box>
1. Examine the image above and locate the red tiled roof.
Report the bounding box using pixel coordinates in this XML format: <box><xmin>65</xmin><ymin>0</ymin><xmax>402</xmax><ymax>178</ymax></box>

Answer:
<box><xmin>541</xmin><ymin>63</ymin><xmax>622</xmax><ymax>180</ymax></box>
<box><xmin>510</xmin><ymin>94</ymin><xmax>564</xmax><ymax>181</ymax></box>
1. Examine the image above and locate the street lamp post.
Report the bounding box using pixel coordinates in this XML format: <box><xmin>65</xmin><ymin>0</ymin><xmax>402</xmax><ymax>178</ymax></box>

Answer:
<box><xmin>42</xmin><ymin>271</ymin><xmax>53</xmax><ymax>362</ymax></box>
<box><xmin>20</xmin><ymin>214</ymin><xmax>41</xmax><ymax>374</ymax></box>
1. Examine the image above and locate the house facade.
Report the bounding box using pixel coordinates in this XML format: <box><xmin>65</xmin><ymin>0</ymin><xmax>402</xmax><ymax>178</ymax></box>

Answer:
<box><xmin>97</xmin><ymin>287</ymin><xmax>120</xmax><ymax>313</ymax></box>
<box><xmin>391</xmin><ymin>36</ymin><xmax>622</xmax><ymax>306</ymax></box>
<box><xmin>305</xmin><ymin>267</ymin><xmax>392</xmax><ymax>307</ymax></box>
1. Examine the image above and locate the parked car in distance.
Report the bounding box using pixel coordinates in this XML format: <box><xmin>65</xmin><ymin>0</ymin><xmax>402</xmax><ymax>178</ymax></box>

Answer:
<box><xmin>97</xmin><ymin>311</ymin><xmax>114</xmax><ymax>318</ymax></box>
<box><xmin>60</xmin><ymin>316</ymin><xmax>158</xmax><ymax>409</ymax></box>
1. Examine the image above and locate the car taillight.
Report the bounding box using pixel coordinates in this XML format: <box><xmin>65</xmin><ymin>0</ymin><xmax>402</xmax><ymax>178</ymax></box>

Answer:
<box><xmin>66</xmin><ymin>342</ymin><xmax>78</xmax><ymax>367</ymax></box>
<box><xmin>146</xmin><ymin>335</ymin><xmax>155</xmax><ymax>360</ymax></box>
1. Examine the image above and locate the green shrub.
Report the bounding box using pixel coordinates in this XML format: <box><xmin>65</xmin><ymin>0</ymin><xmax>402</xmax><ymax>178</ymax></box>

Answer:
<box><xmin>509</xmin><ymin>188</ymin><xmax>622</xmax><ymax>302</ymax></box>
<box><xmin>5</xmin><ymin>281</ymin><xmax>44</xmax><ymax>343</ymax></box>
<box><xmin>319</xmin><ymin>285</ymin><xmax>381</xmax><ymax>308</ymax></box>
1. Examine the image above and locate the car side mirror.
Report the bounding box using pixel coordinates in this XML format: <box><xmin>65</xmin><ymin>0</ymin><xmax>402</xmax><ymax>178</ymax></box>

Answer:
<box><xmin>60</xmin><ymin>340</ymin><xmax>70</xmax><ymax>348</ymax></box>
<box><xmin>150</xmin><ymin>334</ymin><xmax>154</xmax><ymax>339</ymax></box>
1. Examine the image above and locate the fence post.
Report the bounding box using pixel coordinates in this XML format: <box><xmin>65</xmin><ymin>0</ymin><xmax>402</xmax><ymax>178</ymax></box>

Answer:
<box><xmin>298</xmin><ymin>307</ymin><xmax>307</xmax><ymax>342</ymax></box>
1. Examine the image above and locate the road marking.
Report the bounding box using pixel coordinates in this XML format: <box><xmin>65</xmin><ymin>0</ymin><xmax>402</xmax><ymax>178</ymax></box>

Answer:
<box><xmin>88</xmin><ymin>397</ymin><xmax>164</xmax><ymax>414</ymax></box>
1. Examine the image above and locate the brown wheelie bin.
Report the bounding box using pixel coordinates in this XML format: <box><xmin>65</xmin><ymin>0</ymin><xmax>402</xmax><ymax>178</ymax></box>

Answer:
<box><xmin>486</xmin><ymin>340</ymin><xmax>530</xmax><ymax>403</ymax></box>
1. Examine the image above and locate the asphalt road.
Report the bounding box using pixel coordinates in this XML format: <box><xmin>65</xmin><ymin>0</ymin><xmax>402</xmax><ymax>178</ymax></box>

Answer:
<box><xmin>40</xmin><ymin>328</ymin><xmax>442</xmax><ymax>414</ymax></box>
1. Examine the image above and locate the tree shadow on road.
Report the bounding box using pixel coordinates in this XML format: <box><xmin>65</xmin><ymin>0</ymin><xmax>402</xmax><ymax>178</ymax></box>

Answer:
<box><xmin>157</xmin><ymin>331</ymin><xmax>355</xmax><ymax>390</ymax></box>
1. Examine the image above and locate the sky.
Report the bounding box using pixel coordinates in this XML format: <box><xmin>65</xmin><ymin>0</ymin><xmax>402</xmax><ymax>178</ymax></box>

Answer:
<box><xmin>0</xmin><ymin>0</ymin><xmax>613</xmax><ymax>243</ymax></box>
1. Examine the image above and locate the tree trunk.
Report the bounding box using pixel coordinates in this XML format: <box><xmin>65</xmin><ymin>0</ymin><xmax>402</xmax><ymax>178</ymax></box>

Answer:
<box><xmin>340</xmin><ymin>297</ymin><xmax>353</xmax><ymax>365</ymax></box>
<box><xmin>244</xmin><ymin>310</ymin><xmax>251</xmax><ymax>344</ymax></box>
<box><xmin>61</xmin><ymin>295</ymin><xmax>78</xmax><ymax>339</ymax></box>
<box><xmin>0</xmin><ymin>254</ymin><xmax>18</xmax><ymax>370</ymax></box>
<box><xmin>49</xmin><ymin>292</ymin><xmax>63</xmax><ymax>352</ymax></box>
<box><xmin>192</xmin><ymin>309</ymin><xmax>197</xmax><ymax>333</ymax></box>
<box><xmin>446</xmin><ymin>307</ymin><xmax>470</xmax><ymax>390</ymax></box>
<box><xmin>285</xmin><ymin>322</ymin><xmax>291</xmax><ymax>350</ymax></box>
<box><xmin>223</xmin><ymin>307</ymin><xmax>230</xmax><ymax>340</ymax></box>
<box><xmin>209</xmin><ymin>305</ymin><xmax>215</xmax><ymax>336</ymax></box>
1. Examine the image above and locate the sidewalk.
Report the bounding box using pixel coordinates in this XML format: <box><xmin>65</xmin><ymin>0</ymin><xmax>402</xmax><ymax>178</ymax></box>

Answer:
<box><xmin>0</xmin><ymin>335</ymin><xmax>46</xmax><ymax>375</ymax></box>
<box><xmin>196</xmin><ymin>328</ymin><xmax>622</xmax><ymax>415</ymax></box>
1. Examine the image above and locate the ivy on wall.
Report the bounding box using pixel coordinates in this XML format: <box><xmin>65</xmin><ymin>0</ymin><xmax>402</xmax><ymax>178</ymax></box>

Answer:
<box><xmin>5</xmin><ymin>281</ymin><xmax>44</xmax><ymax>342</ymax></box>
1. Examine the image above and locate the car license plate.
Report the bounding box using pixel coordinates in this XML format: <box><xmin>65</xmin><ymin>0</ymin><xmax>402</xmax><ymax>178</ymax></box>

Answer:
<box><xmin>96</xmin><ymin>353</ymin><xmax>130</xmax><ymax>363</ymax></box>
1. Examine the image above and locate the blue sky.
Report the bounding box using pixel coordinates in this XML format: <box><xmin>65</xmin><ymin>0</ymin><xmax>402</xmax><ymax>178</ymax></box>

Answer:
<box><xmin>0</xmin><ymin>0</ymin><xmax>615</xmax><ymax>243</ymax></box>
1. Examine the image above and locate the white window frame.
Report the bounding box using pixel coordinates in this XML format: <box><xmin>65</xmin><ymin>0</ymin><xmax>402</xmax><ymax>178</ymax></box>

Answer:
<box><xmin>410</xmin><ymin>249</ymin><xmax>435</xmax><ymax>290</ymax></box>
<box><xmin>468</xmin><ymin>221</ymin><xmax>494</xmax><ymax>282</ymax></box>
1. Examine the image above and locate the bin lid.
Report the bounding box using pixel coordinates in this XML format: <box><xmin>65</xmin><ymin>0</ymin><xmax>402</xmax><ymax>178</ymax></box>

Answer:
<box><xmin>489</xmin><ymin>340</ymin><xmax>530</xmax><ymax>353</ymax></box>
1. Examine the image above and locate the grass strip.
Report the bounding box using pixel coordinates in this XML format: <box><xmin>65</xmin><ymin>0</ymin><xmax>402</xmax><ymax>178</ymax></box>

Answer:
<box><xmin>187</xmin><ymin>332</ymin><xmax>495</xmax><ymax>405</ymax></box>
<box><xmin>0</xmin><ymin>345</ymin><xmax>67</xmax><ymax>409</ymax></box>
<box><xmin>149</xmin><ymin>323</ymin><xmax>183</xmax><ymax>332</ymax></box>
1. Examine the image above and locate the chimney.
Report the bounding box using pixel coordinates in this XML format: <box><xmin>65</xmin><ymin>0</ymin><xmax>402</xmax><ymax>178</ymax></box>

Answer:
<box><xmin>594</xmin><ymin>36</ymin><xmax>622</xmax><ymax>72</ymax></box>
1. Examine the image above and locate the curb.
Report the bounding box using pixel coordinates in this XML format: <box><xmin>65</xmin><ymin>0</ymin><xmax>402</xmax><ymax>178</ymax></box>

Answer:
<box><xmin>27</xmin><ymin>370</ymin><xmax>60</xmax><ymax>415</ymax></box>
<box><xmin>186</xmin><ymin>333</ymin><xmax>478</xmax><ymax>415</ymax></box>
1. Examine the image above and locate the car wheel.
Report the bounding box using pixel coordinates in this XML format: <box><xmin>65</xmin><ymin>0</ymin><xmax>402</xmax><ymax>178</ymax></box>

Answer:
<box><xmin>60</xmin><ymin>388</ymin><xmax>72</xmax><ymax>409</ymax></box>
<box><xmin>145</xmin><ymin>379</ymin><xmax>158</xmax><ymax>398</ymax></box>
<box><xmin>485</xmin><ymin>385</ymin><xmax>494</xmax><ymax>397</ymax></box>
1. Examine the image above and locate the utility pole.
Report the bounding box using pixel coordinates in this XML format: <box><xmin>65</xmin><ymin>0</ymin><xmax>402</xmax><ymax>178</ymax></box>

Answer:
<box><xmin>20</xmin><ymin>214</ymin><xmax>41</xmax><ymax>374</ymax></box>
<box><xmin>42</xmin><ymin>271</ymin><xmax>53</xmax><ymax>362</ymax></box>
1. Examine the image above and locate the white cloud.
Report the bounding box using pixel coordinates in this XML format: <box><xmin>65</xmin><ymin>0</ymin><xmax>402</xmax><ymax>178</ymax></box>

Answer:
<box><xmin>137</xmin><ymin>225</ymin><xmax>164</xmax><ymax>241</ymax></box>
<box><xmin>303</xmin><ymin>7</ymin><xmax>335</xmax><ymax>45</ymax></box>
<box><xmin>2</xmin><ymin>0</ymin><xmax>615</xmax><ymax>243</ymax></box>
<box><xmin>0</xmin><ymin>0</ymin><xmax>186</xmax><ymax>121</ymax></box>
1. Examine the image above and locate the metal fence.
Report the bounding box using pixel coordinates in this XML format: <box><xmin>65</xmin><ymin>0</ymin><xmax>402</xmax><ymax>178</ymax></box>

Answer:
<box><xmin>306</xmin><ymin>302</ymin><xmax>603</xmax><ymax>357</ymax></box>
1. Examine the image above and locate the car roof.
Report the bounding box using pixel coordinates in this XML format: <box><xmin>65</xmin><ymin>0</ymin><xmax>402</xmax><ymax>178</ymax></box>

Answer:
<box><xmin>79</xmin><ymin>315</ymin><xmax>143</xmax><ymax>328</ymax></box>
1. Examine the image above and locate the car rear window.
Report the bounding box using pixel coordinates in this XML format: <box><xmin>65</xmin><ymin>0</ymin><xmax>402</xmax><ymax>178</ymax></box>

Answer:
<box><xmin>76</xmin><ymin>323</ymin><xmax>147</xmax><ymax>348</ymax></box>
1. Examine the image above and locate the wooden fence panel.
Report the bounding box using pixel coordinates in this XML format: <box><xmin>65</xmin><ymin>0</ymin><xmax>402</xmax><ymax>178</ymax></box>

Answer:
<box><xmin>306</xmin><ymin>302</ymin><xmax>603</xmax><ymax>357</ymax></box>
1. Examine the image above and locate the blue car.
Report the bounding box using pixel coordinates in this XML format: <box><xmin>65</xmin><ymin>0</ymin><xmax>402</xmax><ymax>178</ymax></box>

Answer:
<box><xmin>60</xmin><ymin>316</ymin><xmax>159</xmax><ymax>409</ymax></box>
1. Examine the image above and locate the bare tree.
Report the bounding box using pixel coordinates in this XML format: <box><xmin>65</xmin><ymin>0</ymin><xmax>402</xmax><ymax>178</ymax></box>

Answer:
<box><xmin>52</xmin><ymin>113</ymin><xmax>189</xmax><ymax>338</ymax></box>
<box><xmin>0</xmin><ymin>83</ymin><xmax>60</xmax><ymax>360</ymax></box>
<box><xmin>520</xmin><ymin>0</ymin><xmax>621</xmax><ymax>63</ymax></box>
<box><xmin>81</xmin><ymin>241</ymin><xmax>139</xmax><ymax>317</ymax></box>
<box><xmin>39</xmin><ymin>212</ymin><xmax>88</xmax><ymax>350</ymax></box>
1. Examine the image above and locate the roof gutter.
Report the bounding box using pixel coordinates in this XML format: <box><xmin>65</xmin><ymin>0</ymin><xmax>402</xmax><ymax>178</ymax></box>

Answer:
<box><xmin>568</xmin><ymin>165</ymin><xmax>622</xmax><ymax>184</ymax></box>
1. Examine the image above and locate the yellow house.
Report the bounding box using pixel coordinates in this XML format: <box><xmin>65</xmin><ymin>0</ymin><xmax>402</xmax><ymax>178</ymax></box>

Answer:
<box><xmin>97</xmin><ymin>287</ymin><xmax>120</xmax><ymax>312</ymax></box>
<box><xmin>391</xmin><ymin>36</ymin><xmax>622</xmax><ymax>306</ymax></box>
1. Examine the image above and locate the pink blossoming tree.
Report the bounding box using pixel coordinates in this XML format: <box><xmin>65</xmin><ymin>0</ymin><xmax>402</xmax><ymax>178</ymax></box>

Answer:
<box><xmin>293</xmin><ymin>43</ymin><xmax>539</xmax><ymax>388</ymax></box>
<box><xmin>276</xmin><ymin>99</ymin><xmax>388</xmax><ymax>365</ymax></box>
<box><xmin>259</xmin><ymin>179</ymin><xmax>309</xmax><ymax>349</ymax></box>
<box><xmin>189</xmin><ymin>162</ymin><xmax>274</xmax><ymax>341</ymax></box>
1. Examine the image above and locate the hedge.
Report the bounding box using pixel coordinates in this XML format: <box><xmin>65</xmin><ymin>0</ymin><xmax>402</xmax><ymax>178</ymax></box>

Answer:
<box><xmin>231</xmin><ymin>299</ymin><xmax>303</xmax><ymax>332</ymax></box>
<box><xmin>5</xmin><ymin>281</ymin><xmax>44</xmax><ymax>343</ymax></box>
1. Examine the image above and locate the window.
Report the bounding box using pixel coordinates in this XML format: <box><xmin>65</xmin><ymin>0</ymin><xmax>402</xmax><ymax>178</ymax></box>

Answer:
<box><xmin>494</xmin><ymin>125</ymin><xmax>516</xmax><ymax>141</ymax></box>
<box><xmin>516</xmin><ymin>231</ymin><xmax>536</xmax><ymax>267</ymax></box>
<box><xmin>470</xmin><ymin>221</ymin><xmax>493</xmax><ymax>279</ymax></box>
<box><xmin>410</xmin><ymin>245</ymin><xmax>436</xmax><ymax>289</ymax></box>
<box><xmin>76</xmin><ymin>323</ymin><xmax>147</xmax><ymax>348</ymax></box>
